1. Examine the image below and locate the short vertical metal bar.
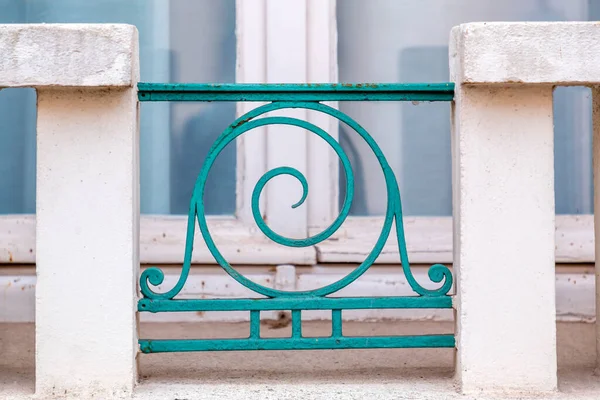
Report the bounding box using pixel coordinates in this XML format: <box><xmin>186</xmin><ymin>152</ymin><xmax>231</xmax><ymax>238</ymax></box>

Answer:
<box><xmin>250</xmin><ymin>310</ymin><xmax>260</xmax><ymax>339</ymax></box>
<box><xmin>291</xmin><ymin>310</ymin><xmax>302</xmax><ymax>338</ymax></box>
<box><xmin>332</xmin><ymin>309</ymin><xmax>343</xmax><ymax>337</ymax></box>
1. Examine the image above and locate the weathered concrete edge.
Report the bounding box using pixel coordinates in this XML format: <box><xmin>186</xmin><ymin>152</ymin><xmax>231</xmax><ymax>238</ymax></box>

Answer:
<box><xmin>450</xmin><ymin>22</ymin><xmax>600</xmax><ymax>85</ymax></box>
<box><xmin>0</xmin><ymin>24</ymin><xmax>138</xmax><ymax>88</ymax></box>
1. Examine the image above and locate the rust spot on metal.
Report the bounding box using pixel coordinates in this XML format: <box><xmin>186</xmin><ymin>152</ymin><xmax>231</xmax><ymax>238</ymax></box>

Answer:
<box><xmin>196</xmin><ymin>311</ymin><xmax>205</xmax><ymax>317</ymax></box>
<box><xmin>231</xmin><ymin>116</ymin><xmax>253</xmax><ymax>129</ymax></box>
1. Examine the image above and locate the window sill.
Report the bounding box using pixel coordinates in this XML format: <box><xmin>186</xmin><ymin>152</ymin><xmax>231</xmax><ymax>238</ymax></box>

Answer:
<box><xmin>0</xmin><ymin>214</ymin><xmax>594</xmax><ymax>265</ymax></box>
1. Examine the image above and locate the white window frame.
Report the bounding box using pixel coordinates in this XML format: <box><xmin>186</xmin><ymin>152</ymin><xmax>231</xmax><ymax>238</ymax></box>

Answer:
<box><xmin>0</xmin><ymin>0</ymin><xmax>595</xmax><ymax>266</ymax></box>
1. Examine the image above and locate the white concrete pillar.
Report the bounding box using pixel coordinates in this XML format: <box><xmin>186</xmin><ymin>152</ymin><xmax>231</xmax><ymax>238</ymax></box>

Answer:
<box><xmin>593</xmin><ymin>87</ymin><xmax>600</xmax><ymax>375</ymax></box>
<box><xmin>450</xmin><ymin>23</ymin><xmax>578</xmax><ymax>394</ymax></box>
<box><xmin>451</xmin><ymin>21</ymin><xmax>600</xmax><ymax>393</ymax></box>
<box><xmin>452</xmin><ymin>84</ymin><xmax>557</xmax><ymax>393</ymax></box>
<box><xmin>0</xmin><ymin>24</ymin><xmax>140</xmax><ymax>397</ymax></box>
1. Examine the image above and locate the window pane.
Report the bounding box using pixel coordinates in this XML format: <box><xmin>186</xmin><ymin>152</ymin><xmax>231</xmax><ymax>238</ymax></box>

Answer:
<box><xmin>338</xmin><ymin>0</ymin><xmax>592</xmax><ymax>216</ymax></box>
<box><xmin>0</xmin><ymin>0</ymin><xmax>236</xmax><ymax>215</ymax></box>
<box><xmin>0</xmin><ymin>88</ymin><xmax>36</xmax><ymax>214</ymax></box>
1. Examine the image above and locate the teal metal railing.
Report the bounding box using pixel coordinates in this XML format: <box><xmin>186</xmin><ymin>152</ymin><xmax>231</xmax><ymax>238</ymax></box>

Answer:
<box><xmin>137</xmin><ymin>82</ymin><xmax>455</xmax><ymax>353</ymax></box>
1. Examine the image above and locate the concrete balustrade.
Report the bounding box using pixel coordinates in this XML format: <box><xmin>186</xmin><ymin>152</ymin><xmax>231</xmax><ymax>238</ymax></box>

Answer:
<box><xmin>450</xmin><ymin>22</ymin><xmax>600</xmax><ymax>393</ymax></box>
<box><xmin>593</xmin><ymin>87</ymin><xmax>600</xmax><ymax>377</ymax></box>
<box><xmin>1</xmin><ymin>21</ymin><xmax>600</xmax><ymax>398</ymax></box>
<box><xmin>0</xmin><ymin>24</ymin><xmax>140</xmax><ymax>397</ymax></box>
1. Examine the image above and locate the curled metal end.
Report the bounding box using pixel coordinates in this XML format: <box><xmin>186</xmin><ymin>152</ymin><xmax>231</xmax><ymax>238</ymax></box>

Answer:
<box><xmin>140</xmin><ymin>267</ymin><xmax>166</xmax><ymax>299</ymax></box>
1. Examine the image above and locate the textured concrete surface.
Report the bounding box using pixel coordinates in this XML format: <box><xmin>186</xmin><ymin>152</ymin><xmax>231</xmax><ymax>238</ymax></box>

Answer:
<box><xmin>35</xmin><ymin>85</ymin><xmax>140</xmax><ymax>398</ymax></box>
<box><xmin>0</xmin><ymin>22</ymin><xmax>140</xmax><ymax>397</ymax></box>
<box><xmin>594</xmin><ymin>88</ymin><xmax>600</xmax><ymax>374</ymax></box>
<box><xmin>449</xmin><ymin>21</ymin><xmax>600</xmax><ymax>393</ymax></box>
<box><xmin>450</xmin><ymin>22</ymin><xmax>600</xmax><ymax>84</ymax></box>
<box><xmin>1</xmin><ymin>321</ymin><xmax>599</xmax><ymax>399</ymax></box>
<box><xmin>0</xmin><ymin>24</ymin><xmax>138</xmax><ymax>87</ymax></box>
<box><xmin>451</xmin><ymin>83</ymin><xmax>557</xmax><ymax>392</ymax></box>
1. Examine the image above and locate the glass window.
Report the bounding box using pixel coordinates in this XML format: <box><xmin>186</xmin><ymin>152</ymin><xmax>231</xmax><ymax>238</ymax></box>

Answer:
<box><xmin>338</xmin><ymin>0</ymin><xmax>593</xmax><ymax>215</ymax></box>
<box><xmin>0</xmin><ymin>0</ymin><xmax>236</xmax><ymax>215</ymax></box>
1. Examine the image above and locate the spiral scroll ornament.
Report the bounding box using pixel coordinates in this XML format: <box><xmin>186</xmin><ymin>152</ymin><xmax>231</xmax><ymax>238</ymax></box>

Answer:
<box><xmin>140</xmin><ymin>101</ymin><xmax>453</xmax><ymax>300</ymax></box>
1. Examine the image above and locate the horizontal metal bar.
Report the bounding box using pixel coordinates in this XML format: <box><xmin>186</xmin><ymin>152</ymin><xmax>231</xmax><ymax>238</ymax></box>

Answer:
<box><xmin>139</xmin><ymin>335</ymin><xmax>455</xmax><ymax>353</ymax></box>
<box><xmin>138</xmin><ymin>296</ymin><xmax>453</xmax><ymax>313</ymax></box>
<box><xmin>137</xmin><ymin>83</ymin><xmax>454</xmax><ymax>102</ymax></box>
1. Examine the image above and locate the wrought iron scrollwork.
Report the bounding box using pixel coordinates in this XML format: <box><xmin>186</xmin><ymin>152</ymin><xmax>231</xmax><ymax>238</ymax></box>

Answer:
<box><xmin>140</xmin><ymin>101</ymin><xmax>453</xmax><ymax>300</ymax></box>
